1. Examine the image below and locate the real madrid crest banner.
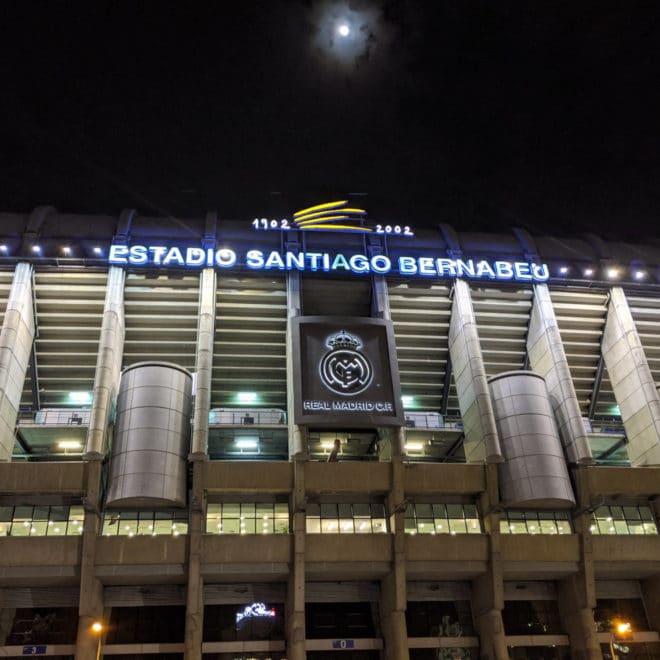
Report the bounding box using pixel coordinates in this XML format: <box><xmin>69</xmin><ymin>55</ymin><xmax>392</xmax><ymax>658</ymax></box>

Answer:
<box><xmin>291</xmin><ymin>316</ymin><xmax>404</xmax><ymax>427</ymax></box>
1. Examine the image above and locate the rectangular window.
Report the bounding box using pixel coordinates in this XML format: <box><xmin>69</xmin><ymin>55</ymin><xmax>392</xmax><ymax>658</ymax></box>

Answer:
<box><xmin>206</xmin><ymin>502</ymin><xmax>290</xmax><ymax>535</ymax></box>
<box><xmin>500</xmin><ymin>511</ymin><xmax>572</xmax><ymax>535</ymax></box>
<box><xmin>590</xmin><ymin>505</ymin><xmax>658</xmax><ymax>535</ymax></box>
<box><xmin>405</xmin><ymin>502</ymin><xmax>482</xmax><ymax>535</ymax></box>
<box><xmin>305</xmin><ymin>502</ymin><xmax>388</xmax><ymax>534</ymax></box>
<box><xmin>0</xmin><ymin>505</ymin><xmax>85</xmax><ymax>537</ymax></box>
<box><xmin>101</xmin><ymin>510</ymin><xmax>187</xmax><ymax>536</ymax></box>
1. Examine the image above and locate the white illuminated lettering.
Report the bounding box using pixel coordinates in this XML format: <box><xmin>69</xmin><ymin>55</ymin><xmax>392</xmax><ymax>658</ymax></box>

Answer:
<box><xmin>371</xmin><ymin>255</ymin><xmax>391</xmax><ymax>274</ymax></box>
<box><xmin>215</xmin><ymin>248</ymin><xmax>237</xmax><ymax>268</ymax></box>
<box><xmin>128</xmin><ymin>245</ymin><xmax>148</xmax><ymax>265</ymax></box>
<box><xmin>349</xmin><ymin>254</ymin><xmax>370</xmax><ymax>273</ymax></box>
<box><xmin>109</xmin><ymin>245</ymin><xmax>128</xmax><ymax>264</ymax></box>
<box><xmin>514</xmin><ymin>262</ymin><xmax>532</xmax><ymax>281</ymax></box>
<box><xmin>246</xmin><ymin>250</ymin><xmax>265</xmax><ymax>269</ymax></box>
<box><xmin>419</xmin><ymin>257</ymin><xmax>435</xmax><ymax>275</ymax></box>
<box><xmin>186</xmin><ymin>247</ymin><xmax>205</xmax><ymax>266</ymax></box>
<box><xmin>285</xmin><ymin>252</ymin><xmax>305</xmax><ymax>270</ymax></box>
<box><xmin>532</xmin><ymin>263</ymin><xmax>550</xmax><ymax>282</ymax></box>
<box><xmin>456</xmin><ymin>259</ymin><xmax>475</xmax><ymax>277</ymax></box>
<box><xmin>436</xmin><ymin>258</ymin><xmax>456</xmax><ymax>276</ymax></box>
<box><xmin>148</xmin><ymin>246</ymin><xmax>168</xmax><ymax>265</ymax></box>
<box><xmin>494</xmin><ymin>261</ymin><xmax>514</xmax><ymax>279</ymax></box>
<box><xmin>235</xmin><ymin>602</ymin><xmax>276</xmax><ymax>624</ymax></box>
<box><xmin>331</xmin><ymin>254</ymin><xmax>350</xmax><ymax>271</ymax></box>
<box><xmin>163</xmin><ymin>247</ymin><xmax>184</xmax><ymax>266</ymax></box>
<box><xmin>476</xmin><ymin>260</ymin><xmax>496</xmax><ymax>279</ymax></box>
<box><xmin>106</xmin><ymin>243</ymin><xmax>551</xmax><ymax>284</ymax></box>
<box><xmin>306</xmin><ymin>253</ymin><xmax>323</xmax><ymax>271</ymax></box>
<box><xmin>398</xmin><ymin>256</ymin><xmax>417</xmax><ymax>274</ymax></box>
<box><xmin>265</xmin><ymin>251</ymin><xmax>285</xmax><ymax>270</ymax></box>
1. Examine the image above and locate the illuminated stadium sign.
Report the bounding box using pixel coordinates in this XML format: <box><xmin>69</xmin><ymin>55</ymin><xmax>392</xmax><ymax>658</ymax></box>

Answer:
<box><xmin>106</xmin><ymin>200</ymin><xmax>549</xmax><ymax>280</ymax></box>
<box><xmin>252</xmin><ymin>199</ymin><xmax>415</xmax><ymax>236</ymax></box>
<box><xmin>291</xmin><ymin>317</ymin><xmax>404</xmax><ymax>427</ymax></box>
<box><xmin>108</xmin><ymin>245</ymin><xmax>550</xmax><ymax>282</ymax></box>
<box><xmin>235</xmin><ymin>602</ymin><xmax>276</xmax><ymax>625</ymax></box>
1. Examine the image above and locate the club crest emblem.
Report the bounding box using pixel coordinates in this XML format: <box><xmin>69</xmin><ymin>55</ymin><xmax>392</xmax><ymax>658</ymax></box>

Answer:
<box><xmin>319</xmin><ymin>330</ymin><xmax>373</xmax><ymax>396</ymax></box>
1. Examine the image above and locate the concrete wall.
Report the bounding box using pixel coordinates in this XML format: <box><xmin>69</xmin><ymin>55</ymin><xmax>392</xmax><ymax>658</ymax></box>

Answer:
<box><xmin>601</xmin><ymin>287</ymin><xmax>660</xmax><ymax>465</ymax></box>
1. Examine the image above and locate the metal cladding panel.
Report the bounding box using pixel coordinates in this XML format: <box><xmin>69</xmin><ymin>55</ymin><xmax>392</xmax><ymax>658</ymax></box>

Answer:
<box><xmin>106</xmin><ymin>362</ymin><xmax>192</xmax><ymax>508</ymax></box>
<box><xmin>489</xmin><ymin>371</ymin><xmax>575</xmax><ymax>508</ymax></box>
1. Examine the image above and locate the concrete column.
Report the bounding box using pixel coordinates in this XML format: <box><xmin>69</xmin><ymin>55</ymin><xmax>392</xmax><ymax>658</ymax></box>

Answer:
<box><xmin>381</xmin><ymin>458</ymin><xmax>409</xmax><ymax>659</ymax></box>
<box><xmin>286</xmin><ymin>271</ymin><xmax>307</xmax><ymax>459</ymax></box>
<box><xmin>0</xmin><ymin>608</ymin><xmax>15</xmax><ymax>645</ymax></box>
<box><xmin>286</xmin><ymin>460</ymin><xmax>306</xmax><ymax>660</ymax></box>
<box><xmin>371</xmin><ymin>276</ymin><xmax>405</xmax><ymax>461</ymax></box>
<box><xmin>448</xmin><ymin>280</ymin><xmax>502</xmax><ymax>463</ymax></box>
<box><xmin>0</xmin><ymin>263</ymin><xmax>34</xmax><ymax>461</ymax></box>
<box><xmin>557</xmin><ymin>466</ymin><xmax>600</xmax><ymax>658</ymax></box>
<box><xmin>75</xmin><ymin>461</ymin><xmax>104</xmax><ymax>660</ymax></box>
<box><xmin>190</xmin><ymin>268</ymin><xmax>216</xmax><ymax>460</ymax></box>
<box><xmin>371</xmin><ymin>274</ymin><xmax>391</xmax><ymax>320</ymax></box>
<box><xmin>641</xmin><ymin>575</ymin><xmax>660</xmax><ymax>635</ymax></box>
<box><xmin>472</xmin><ymin>463</ymin><xmax>508</xmax><ymax>660</ymax></box>
<box><xmin>84</xmin><ymin>266</ymin><xmax>125</xmax><ymax>459</ymax></box>
<box><xmin>184</xmin><ymin>461</ymin><xmax>205</xmax><ymax>659</ymax></box>
<box><xmin>528</xmin><ymin>284</ymin><xmax>593</xmax><ymax>463</ymax></box>
<box><xmin>601</xmin><ymin>287</ymin><xmax>660</xmax><ymax>465</ymax></box>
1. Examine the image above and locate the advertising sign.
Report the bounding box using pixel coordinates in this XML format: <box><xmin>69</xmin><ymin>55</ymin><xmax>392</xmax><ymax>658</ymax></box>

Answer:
<box><xmin>291</xmin><ymin>316</ymin><xmax>404</xmax><ymax>427</ymax></box>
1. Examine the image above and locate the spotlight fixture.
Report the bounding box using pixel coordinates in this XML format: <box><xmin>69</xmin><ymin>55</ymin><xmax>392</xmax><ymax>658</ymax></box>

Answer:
<box><xmin>584</xmin><ymin>268</ymin><xmax>594</xmax><ymax>277</ymax></box>
<box><xmin>634</xmin><ymin>270</ymin><xmax>646</xmax><ymax>280</ymax></box>
<box><xmin>32</xmin><ymin>245</ymin><xmax>42</xmax><ymax>253</ymax></box>
<box><xmin>607</xmin><ymin>268</ymin><xmax>619</xmax><ymax>279</ymax></box>
<box><xmin>93</xmin><ymin>246</ymin><xmax>102</xmax><ymax>255</ymax></box>
<box><xmin>559</xmin><ymin>266</ymin><xmax>569</xmax><ymax>275</ymax></box>
<box><xmin>62</xmin><ymin>246</ymin><xmax>71</xmax><ymax>255</ymax></box>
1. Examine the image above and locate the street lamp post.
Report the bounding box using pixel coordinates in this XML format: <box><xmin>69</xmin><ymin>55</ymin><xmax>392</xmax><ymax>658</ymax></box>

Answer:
<box><xmin>610</xmin><ymin>620</ymin><xmax>632</xmax><ymax>659</ymax></box>
<box><xmin>91</xmin><ymin>621</ymin><xmax>103</xmax><ymax>660</ymax></box>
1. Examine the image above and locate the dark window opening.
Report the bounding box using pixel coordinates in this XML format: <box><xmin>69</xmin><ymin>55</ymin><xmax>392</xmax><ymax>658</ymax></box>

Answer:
<box><xmin>502</xmin><ymin>601</ymin><xmax>564</xmax><ymax>635</ymax></box>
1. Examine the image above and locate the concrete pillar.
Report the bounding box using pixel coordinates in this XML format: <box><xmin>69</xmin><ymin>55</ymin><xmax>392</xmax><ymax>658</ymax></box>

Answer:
<box><xmin>0</xmin><ymin>262</ymin><xmax>34</xmax><ymax>461</ymax></box>
<box><xmin>472</xmin><ymin>464</ymin><xmax>508</xmax><ymax>660</ymax></box>
<box><xmin>601</xmin><ymin>287</ymin><xmax>660</xmax><ymax>465</ymax></box>
<box><xmin>184</xmin><ymin>461</ymin><xmax>205</xmax><ymax>659</ymax></box>
<box><xmin>381</xmin><ymin>457</ymin><xmax>409</xmax><ymax>659</ymax></box>
<box><xmin>528</xmin><ymin>284</ymin><xmax>593</xmax><ymax>463</ymax></box>
<box><xmin>286</xmin><ymin>460</ymin><xmax>306</xmax><ymax>660</ymax></box>
<box><xmin>371</xmin><ymin>275</ymin><xmax>405</xmax><ymax>461</ymax></box>
<box><xmin>286</xmin><ymin>271</ymin><xmax>307</xmax><ymax>459</ymax></box>
<box><xmin>557</xmin><ymin>466</ymin><xmax>600</xmax><ymax>658</ymax></box>
<box><xmin>190</xmin><ymin>268</ymin><xmax>216</xmax><ymax>460</ymax></box>
<box><xmin>641</xmin><ymin>574</ymin><xmax>660</xmax><ymax>635</ymax></box>
<box><xmin>75</xmin><ymin>461</ymin><xmax>104</xmax><ymax>660</ymax></box>
<box><xmin>371</xmin><ymin>274</ymin><xmax>391</xmax><ymax>320</ymax></box>
<box><xmin>84</xmin><ymin>266</ymin><xmax>125</xmax><ymax>459</ymax></box>
<box><xmin>448</xmin><ymin>280</ymin><xmax>502</xmax><ymax>463</ymax></box>
<box><xmin>0</xmin><ymin>608</ymin><xmax>15</xmax><ymax>645</ymax></box>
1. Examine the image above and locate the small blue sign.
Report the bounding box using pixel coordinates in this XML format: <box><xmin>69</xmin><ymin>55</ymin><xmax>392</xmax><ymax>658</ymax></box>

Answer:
<box><xmin>332</xmin><ymin>639</ymin><xmax>355</xmax><ymax>649</ymax></box>
<box><xmin>22</xmin><ymin>646</ymin><xmax>47</xmax><ymax>655</ymax></box>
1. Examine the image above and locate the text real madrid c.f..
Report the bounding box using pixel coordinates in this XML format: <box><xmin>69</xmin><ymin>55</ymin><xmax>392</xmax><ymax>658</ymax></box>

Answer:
<box><xmin>109</xmin><ymin>245</ymin><xmax>550</xmax><ymax>282</ymax></box>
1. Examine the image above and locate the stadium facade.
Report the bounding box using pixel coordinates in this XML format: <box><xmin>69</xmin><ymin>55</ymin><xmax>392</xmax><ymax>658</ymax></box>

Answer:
<box><xmin>0</xmin><ymin>206</ymin><xmax>659</xmax><ymax>659</ymax></box>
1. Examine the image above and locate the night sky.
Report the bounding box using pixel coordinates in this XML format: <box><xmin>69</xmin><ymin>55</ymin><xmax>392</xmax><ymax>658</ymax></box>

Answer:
<box><xmin>2</xmin><ymin>1</ymin><xmax>659</xmax><ymax>241</ymax></box>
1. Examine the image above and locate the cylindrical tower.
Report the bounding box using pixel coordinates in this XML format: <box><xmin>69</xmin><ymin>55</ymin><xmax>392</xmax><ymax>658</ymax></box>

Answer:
<box><xmin>105</xmin><ymin>362</ymin><xmax>192</xmax><ymax>508</ymax></box>
<box><xmin>488</xmin><ymin>371</ymin><xmax>575</xmax><ymax>508</ymax></box>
